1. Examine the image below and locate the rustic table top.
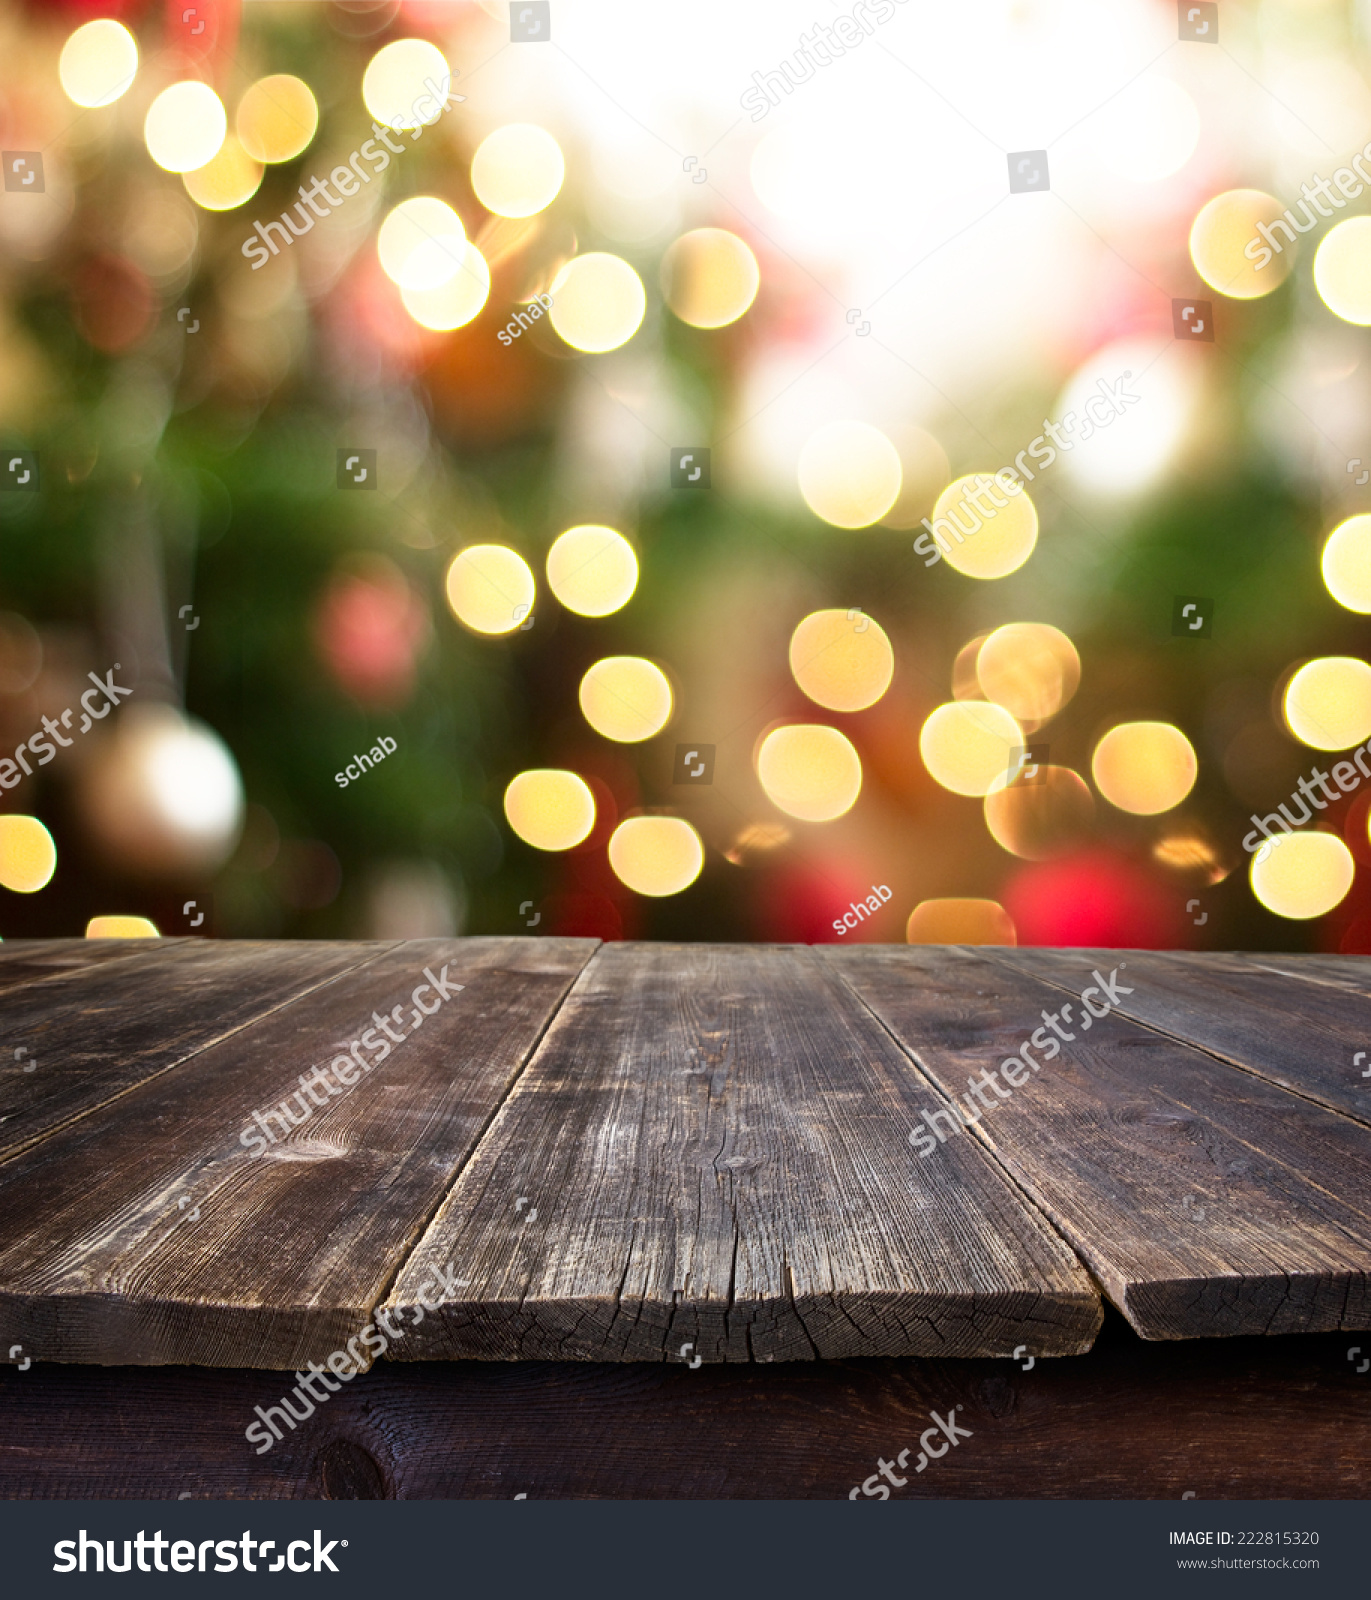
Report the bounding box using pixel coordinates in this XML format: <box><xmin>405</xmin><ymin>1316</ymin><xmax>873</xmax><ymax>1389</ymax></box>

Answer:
<box><xmin>1</xmin><ymin>938</ymin><xmax>1368</xmax><ymax>1371</ymax></box>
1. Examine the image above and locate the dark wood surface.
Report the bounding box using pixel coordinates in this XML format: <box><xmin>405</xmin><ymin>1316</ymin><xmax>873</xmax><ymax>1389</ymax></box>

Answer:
<box><xmin>0</xmin><ymin>1314</ymin><xmax>1364</xmax><ymax>1499</ymax></box>
<box><xmin>827</xmin><ymin>944</ymin><xmax>1371</xmax><ymax>1341</ymax></box>
<box><xmin>384</xmin><ymin>943</ymin><xmax>1100</xmax><ymax>1362</ymax></box>
<box><xmin>0</xmin><ymin>938</ymin><xmax>1369</xmax><ymax>1373</ymax></box>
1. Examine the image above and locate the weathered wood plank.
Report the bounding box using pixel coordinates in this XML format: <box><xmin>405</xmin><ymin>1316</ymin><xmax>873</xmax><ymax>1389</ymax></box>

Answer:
<box><xmin>385</xmin><ymin>942</ymin><xmax>1102</xmax><ymax>1363</ymax></box>
<box><xmin>829</xmin><ymin>944</ymin><xmax>1371</xmax><ymax>1341</ymax></box>
<box><xmin>0</xmin><ymin>937</ymin><xmax>186</xmax><ymax>994</ymax></box>
<box><xmin>0</xmin><ymin>938</ymin><xmax>597</xmax><ymax>1369</ymax></box>
<box><xmin>0</xmin><ymin>1317</ymin><xmax>1364</xmax><ymax>1498</ymax></box>
<box><xmin>0</xmin><ymin>940</ymin><xmax>394</xmax><ymax>1162</ymax></box>
<box><xmin>995</xmin><ymin>948</ymin><xmax>1371</xmax><ymax>1126</ymax></box>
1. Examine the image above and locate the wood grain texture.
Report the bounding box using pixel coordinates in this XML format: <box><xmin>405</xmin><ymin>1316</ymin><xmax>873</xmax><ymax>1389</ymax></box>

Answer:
<box><xmin>0</xmin><ymin>940</ymin><xmax>390</xmax><ymax>1162</ymax></box>
<box><xmin>0</xmin><ymin>938</ymin><xmax>596</xmax><ymax>1369</ymax></box>
<box><xmin>385</xmin><ymin>942</ymin><xmax>1102</xmax><ymax>1363</ymax></box>
<box><xmin>996</xmin><ymin>948</ymin><xmax>1371</xmax><ymax>1126</ymax></box>
<box><xmin>0</xmin><ymin>1315</ymin><xmax>1364</xmax><ymax>1499</ymax></box>
<box><xmin>0</xmin><ymin>936</ymin><xmax>185</xmax><ymax>994</ymax></box>
<box><xmin>829</xmin><ymin>944</ymin><xmax>1371</xmax><ymax>1341</ymax></box>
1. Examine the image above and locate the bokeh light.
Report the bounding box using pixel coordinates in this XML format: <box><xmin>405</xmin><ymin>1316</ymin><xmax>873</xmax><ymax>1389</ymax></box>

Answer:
<box><xmin>1314</xmin><ymin>217</ymin><xmax>1371</xmax><ymax>325</ymax></box>
<box><xmin>362</xmin><ymin>38</ymin><xmax>451</xmax><ymax>131</ymax></box>
<box><xmin>788</xmin><ymin>608</ymin><xmax>894</xmax><ymax>712</ymax></box>
<box><xmin>59</xmin><ymin>18</ymin><xmax>138</xmax><ymax>108</ymax></box>
<box><xmin>1097</xmin><ymin>76</ymin><xmax>1200</xmax><ymax>183</ymax></box>
<box><xmin>1321</xmin><ymin>514</ymin><xmax>1371</xmax><ymax>613</ymax></box>
<box><xmin>798</xmin><ymin>421</ymin><xmax>902</xmax><ymax>529</ymax></box>
<box><xmin>504</xmin><ymin>769</ymin><xmax>596</xmax><ymax>851</ymax></box>
<box><xmin>608</xmin><ymin>816</ymin><xmax>704</xmax><ymax>896</ymax></box>
<box><xmin>548</xmin><ymin>253</ymin><xmax>646</xmax><ymax>352</ymax></box>
<box><xmin>0</xmin><ymin>816</ymin><xmax>56</xmax><ymax>893</ymax></box>
<box><xmin>929</xmin><ymin>475</ymin><xmax>1038</xmax><ymax>578</ymax></box>
<box><xmin>579</xmin><ymin>657</ymin><xmax>673</xmax><ymax>742</ymax></box>
<box><xmin>975</xmin><ymin>623</ymin><xmax>1080</xmax><ymax>728</ymax></box>
<box><xmin>378</xmin><ymin>197</ymin><xmax>467</xmax><ymax>291</ymax></box>
<box><xmin>144</xmin><ymin>82</ymin><xmax>228</xmax><ymax>174</ymax></box>
<box><xmin>400</xmin><ymin>242</ymin><xmax>490</xmax><ymax>329</ymax></box>
<box><xmin>984</xmin><ymin>765</ymin><xmax>1095</xmax><ymax>860</ymax></box>
<box><xmin>236</xmin><ymin>75</ymin><xmax>320</xmax><ymax>164</ymax></box>
<box><xmin>1250</xmin><ymin>830</ymin><xmax>1354</xmax><ymax>919</ymax></box>
<box><xmin>444</xmin><ymin>545</ymin><xmax>535</xmax><ymax>635</ymax></box>
<box><xmin>659</xmin><ymin>228</ymin><xmax>760</xmax><ymax>329</ymax></box>
<box><xmin>756</xmin><ymin>724</ymin><xmax>862</xmax><ymax>821</ymax></box>
<box><xmin>1190</xmin><ymin>189</ymin><xmax>1293</xmax><ymax>298</ymax></box>
<box><xmin>919</xmin><ymin>701</ymin><xmax>1024</xmax><ymax>797</ymax></box>
<box><xmin>86</xmin><ymin>915</ymin><xmax>160</xmax><ymax>938</ymax></box>
<box><xmin>1091</xmin><ymin>722</ymin><xmax>1197</xmax><ymax>813</ymax></box>
<box><xmin>471</xmin><ymin>124</ymin><xmax>565</xmax><ymax>217</ymax></box>
<box><xmin>906</xmin><ymin>898</ymin><xmax>1016</xmax><ymax>945</ymax></box>
<box><xmin>546</xmin><ymin>525</ymin><xmax>639</xmax><ymax>617</ymax></box>
<box><xmin>1283</xmin><ymin>656</ymin><xmax>1371</xmax><ymax>749</ymax></box>
<box><xmin>182</xmin><ymin>136</ymin><xmax>263</xmax><ymax>211</ymax></box>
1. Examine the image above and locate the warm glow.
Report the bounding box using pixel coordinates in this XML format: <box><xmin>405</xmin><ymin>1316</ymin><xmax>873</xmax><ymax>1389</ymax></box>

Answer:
<box><xmin>471</xmin><ymin>124</ymin><xmax>565</xmax><ymax>217</ymax></box>
<box><xmin>1091</xmin><ymin>722</ymin><xmax>1197</xmax><ymax>814</ymax></box>
<box><xmin>756</xmin><ymin>724</ymin><xmax>862</xmax><ymax>822</ymax></box>
<box><xmin>660</xmin><ymin>228</ymin><xmax>760</xmax><ymax>329</ymax></box>
<box><xmin>378</xmin><ymin>197</ymin><xmax>467</xmax><ymax>291</ymax></box>
<box><xmin>1314</xmin><ymin>217</ymin><xmax>1371</xmax><ymax>326</ymax></box>
<box><xmin>608</xmin><ymin>816</ymin><xmax>704</xmax><ymax>896</ymax></box>
<box><xmin>86</xmin><ymin>915</ymin><xmax>160</xmax><ymax>938</ymax></box>
<box><xmin>1283</xmin><ymin>656</ymin><xmax>1371</xmax><ymax>749</ymax></box>
<box><xmin>182</xmin><ymin>135</ymin><xmax>263</xmax><ymax>211</ymax></box>
<box><xmin>798</xmin><ymin>421</ymin><xmax>902</xmax><ymax>529</ymax></box>
<box><xmin>236</xmin><ymin>75</ymin><xmax>320</xmax><ymax>164</ymax></box>
<box><xmin>1097</xmin><ymin>76</ymin><xmax>1200</xmax><ymax>183</ymax></box>
<box><xmin>1321</xmin><ymin>514</ymin><xmax>1371</xmax><ymax>613</ymax></box>
<box><xmin>929</xmin><ymin>475</ymin><xmax>1038</xmax><ymax>578</ymax></box>
<box><xmin>984</xmin><ymin>766</ymin><xmax>1094</xmax><ymax>860</ymax></box>
<box><xmin>1154</xmin><ymin>832</ymin><xmax>1229</xmax><ymax>884</ymax></box>
<box><xmin>919</xmin><ymin>701</ymin><xmax>1024</xmax><ymax>797</ymax></box>
<box><xmin>579</xmin><ymin>657</ymin><xmax>673</xmax><ymax>742</ymax></box>
<box><xmin>503</xmin><ymin>769</ymin><xmax>596</xmax><ymax>851</ymax></box>
<box><xmin>906</xmin><ymin>898</ymin><xmax>1016</xmax><ymax>945</ymax></box>
<box><xmin>0</xmin><ymin>816</ymin><xmax>55</xmax><ymax>893</ymax></box>
<box><xmin>400</xmin><ymin>243</ymin><xmax>490</xmax><ymax>329</ymax></box>
<box><xmin>1250</xmin><ymin>830</ymin><xmax>1354</xmax><ymax>920</ymax></box>
<box><xmin>1190</xmin><ymin>189</ymin><xmax>1293</xmax><ymax>298</ymax></box>
<box><xmin>975</xmin><ymin>623</ymin><xmax>1080</xmax><ymax>728</ymax></box>
<box><xmin>788</xmin><ymin>609</ymin><xmax>894</xmax><ymax>712</ymax></box>
<box><xmin>444</xmin><ymin>545</ymin><xmax>535</xmax><ymax>635</ymax></box>
<box><xmin>59</xmin><ymin>18</ymin><xmax>138</xmax><ymax>108</ymax></box>
<box><xmin>548</xmin><ymin>253</ymin><xmax>646</xmax><ymax>352</ymax></box>
<box><xmin>362</xmin><ymin>38</ymin><xmax>451</xmax><ymax>131</ymax></box>
<box><xmin>144</xmin><ymin>81</ymin><xmax>228</xmax><ymax>174</ymax></box>
<box><xmin>546</xmin><ymin>526</ymin><xmax>639</xmax><ymax>617</ymax></box>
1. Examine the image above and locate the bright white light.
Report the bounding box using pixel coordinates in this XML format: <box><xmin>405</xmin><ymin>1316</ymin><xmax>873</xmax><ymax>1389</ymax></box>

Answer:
<box><xmin>146</xmin><ymin>718</ymin><xmax>245</xmax><ymax>846</ymax></box>
<box><xmin>1094</xmin><ymin>77</ymin><xmax>1201</xmax><ymax>183</ymax></box>
<box><xmin>1055</xmin><ymin>338</ymin><xmax>1195</xmax><ymax>497</ymax></box>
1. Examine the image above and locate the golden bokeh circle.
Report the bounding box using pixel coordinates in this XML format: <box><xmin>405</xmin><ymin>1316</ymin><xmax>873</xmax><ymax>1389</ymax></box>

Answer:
<box><xmin>929</xmin><ymin>475</ymin><xmax>1038</xmax><ymax>579</ymax></box>
<box><xmin>144</xmin><ymin>81</ymin><xmax>228</xmax><ymax>174</ymax></box>
<box><xmin>660</xmin><ymin>228</ymin><xmax>761</xmax><ymax>329</ymax></box>
<box><xmin>608</xmin><ymin>816</ymin><xmax>705</xmax><ymax>896</ymax></box>
<box><xmin>1314</xmin><ymin>217</ymin><xmax>1371</xmax><ymax>326</ymax></box>
<box><xmin>756</xmin><ymin>724</ymin><xmax>862</xmax><ymax>821</ymax></box>
<box><xmin>906</xmin><ymin>898</ymin><xmax>1016</xmax><ymax>945</ymax></box>
<box><xmin>975</xmin><ymin>622</ymin><xmax>1080</xmax><ymax>728</ymax></box>
<box><xmin>378</xmin><ymin>196</ymin><xmax>467</xmax><ymax>291</ymax></box>
<box><xmin>546</xmin><ymin>526</ymin><xmax>639</xmax><ymax>617</ymax></box>
<box><xmin>59</xmin><ymin>18</ymin><xmax>139</xmax><ymax>108</ymax></box>
<box><xmin>471</xmin><ymin>124</ymin><xmax>565</xmax><ymax>217</ymax></box>
<box><xmin>919</xmin><ymin>700</ymin><xmax>1024</xmax><ymax>797</ymax></box>
<box><xmin>0</xmin><ymin>815</ymin><xmax>56</xmax><ymax>893</ymax></box>
<box><xmin>362</xmin><ymin>38</ymin><xmax>451</xmax><ymax>131</ymax></box>
<box><xmin>400</xmin><ymin>243</ymin><xmax>490</xmax><ymax>329</ymax></box>
<box><xmin>1189</xmin><ymin>189</ymin><xmax>1293</xmax><ymax>298</ymax></box>
<box><xmin>1250</xmin><ymin>830</ymin><xmax>1354</xmax><ymax>920</ymax></box>
<box><xmin>983</xmin><ymin>765</ymin><xmax>1095</xmax><ymax>860</ymax></box>
<box><xmin>182</xmin><ymin>135</ymin><xmax>263</xmax><ymax>211</ymax></box>
<box><xmin>444</xmin><ymin>545</ymin><xmax>535</xmax><ymax>635</ymax></box>
<box><xmin>579</xmin><ymin>657</ymin><xmax>673</xmax><ymax>742</ymax></box>
<box><xmin>236</xmin><ymin>75</ymin><xmax>319</xmax><ymax>164</ymax></box>
<box><xmin>86</xmin><ymin>915</ymin><xmax>160</xmax><ymax>938</ymax></box>
<box><xmin>1283</xmin><ymin>656</ymin><xmax>1371</xmax><ymax>749</ymax></box>
<box><xmin>788</xmin><ymin>608</ymin><xmax>894</xmax><ymax>712</ymax></box>
<box><xmin>1321</xmin><ymin>514</ymin><xmax>1371</xmax><ymax>613</ymax></box>
<box><xmin>798</xmin><ymin>421</ymin><xmax>902</xmax><ymax>529</ymax></box>
<box><xmin>548</xmin><ymin>253</ymin><xmax>647</xmax><ymax>353</ymax></box>
<box><xmin>1091</xmin><ymin>722</ymin><xmax>1197</xmax><ymax>813</ymax></box>
<box><xmin>503</xmin><ymin>769</ymin><xmax>596</xmax><ymax>851</ymax></box>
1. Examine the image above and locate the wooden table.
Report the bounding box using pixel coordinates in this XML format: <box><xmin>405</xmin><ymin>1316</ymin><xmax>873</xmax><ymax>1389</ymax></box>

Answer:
<box><xmin>1</xmin><ymin>938</ymin><xmax>1368</xmax><ymax>1498</ymax></box>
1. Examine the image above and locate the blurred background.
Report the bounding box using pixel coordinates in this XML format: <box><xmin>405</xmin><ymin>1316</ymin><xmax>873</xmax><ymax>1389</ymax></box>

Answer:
<box><xmin>3</xmin><ymin>0</ymin><xmax>1371</xmax><ymax>950</ymax></box>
